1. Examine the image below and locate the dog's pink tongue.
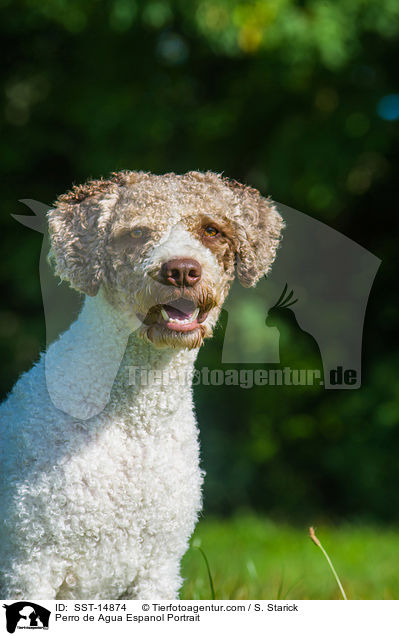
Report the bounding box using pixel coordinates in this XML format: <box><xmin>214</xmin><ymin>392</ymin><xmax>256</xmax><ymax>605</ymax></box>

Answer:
<box><xmin>163</xmin><ymin>304</ymin><xmax>192</xmax><ymax>319</ymax></box>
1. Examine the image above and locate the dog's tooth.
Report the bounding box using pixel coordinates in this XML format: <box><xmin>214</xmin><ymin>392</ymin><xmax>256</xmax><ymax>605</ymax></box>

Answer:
<box><xmin>161</xmin><ymin>308</ymin><xmax>170</xmax><ymax>322</ymax></box>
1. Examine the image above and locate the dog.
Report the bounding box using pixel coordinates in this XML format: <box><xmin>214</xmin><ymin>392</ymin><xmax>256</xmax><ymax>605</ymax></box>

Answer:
<box><xmin>0</xmin><ymin>170</ymin><xmax>283</xmax><ymax>599</ymax></box>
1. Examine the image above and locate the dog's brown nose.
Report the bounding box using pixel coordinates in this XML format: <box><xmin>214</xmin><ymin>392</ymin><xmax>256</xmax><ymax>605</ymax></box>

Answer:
<box><xmin>161</xmin><ymin>258</ymin><xmax>202</xmax><ymax>287</ymax></box>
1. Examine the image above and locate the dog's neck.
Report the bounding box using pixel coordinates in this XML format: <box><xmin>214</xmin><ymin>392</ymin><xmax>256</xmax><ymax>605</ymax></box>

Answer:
<box><xmin>108</xmin><ymin>331</ymin><xmax>198</xmax><ymax>425</ymax></box>
<box><xmin>45</xmin><ymin>289</ymin><xmax>198</xmax><ymax>421</ymax></box>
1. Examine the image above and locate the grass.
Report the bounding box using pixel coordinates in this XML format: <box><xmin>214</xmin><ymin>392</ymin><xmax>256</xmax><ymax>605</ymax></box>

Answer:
<box><xmin>180</xmin><ymin>514</ymin><xmax>399</xmax><ymax>600</ymax></box>
<box><xmin>309</xmin><ymin>526</ymin><xmax>348</xmax><ymax>600</ymax></box>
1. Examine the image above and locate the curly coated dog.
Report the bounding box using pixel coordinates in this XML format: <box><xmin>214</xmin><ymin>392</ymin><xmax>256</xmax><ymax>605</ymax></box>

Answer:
<box><xmin>0</xmin><ymin>170</ymin><xmax>283</xmax><ymax>599</ymax></box>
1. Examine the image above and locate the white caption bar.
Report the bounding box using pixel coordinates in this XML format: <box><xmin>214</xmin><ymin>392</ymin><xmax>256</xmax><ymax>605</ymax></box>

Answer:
<box><xmin>1</xmin><ymin>599</ymin><xmax>397</xmax><ymax>635</ymax></box>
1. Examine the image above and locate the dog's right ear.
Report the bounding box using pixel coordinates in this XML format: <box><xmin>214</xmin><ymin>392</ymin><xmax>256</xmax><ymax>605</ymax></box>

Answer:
<box><xmin>47</xmin><ymin>177</ymin><xmax>121</xmax><ymax>296</ymax></box>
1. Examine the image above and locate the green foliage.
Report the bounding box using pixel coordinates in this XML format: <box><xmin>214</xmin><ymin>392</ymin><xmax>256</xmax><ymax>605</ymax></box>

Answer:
<box><xmin>0</xmin><ymin>0</ymin><xmax>398</xmax><ymax>522</ymax></box>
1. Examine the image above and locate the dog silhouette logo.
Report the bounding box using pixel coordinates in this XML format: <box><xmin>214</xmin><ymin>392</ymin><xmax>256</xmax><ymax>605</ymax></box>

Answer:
<box><xmin>2</xmin><ymin>602</ymin><xmax>51</xmax><ymax>633</ymax></box>
<box><xmin>14</xmin><ymin>197</ymin><xmax>381</xmax><ymax>396</ymax></box>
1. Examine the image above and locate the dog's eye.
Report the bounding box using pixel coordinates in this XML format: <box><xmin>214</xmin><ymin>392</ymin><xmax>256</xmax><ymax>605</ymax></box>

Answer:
<box><xmin>130</xmin><ymin>228</ymin><xmax>144</xmax><ymax>239</ymax></box>
<box><xmin>203</xmin><ymin>226</ymin><xmax>219</xmax><ymax>238</ymax></box>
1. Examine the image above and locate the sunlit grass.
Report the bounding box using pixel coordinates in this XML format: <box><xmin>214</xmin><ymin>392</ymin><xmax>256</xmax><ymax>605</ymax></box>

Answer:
<box><xmin>180</xmin><ymin>515</ymin><xmax>399</xmax><ymax>600</ymax></box>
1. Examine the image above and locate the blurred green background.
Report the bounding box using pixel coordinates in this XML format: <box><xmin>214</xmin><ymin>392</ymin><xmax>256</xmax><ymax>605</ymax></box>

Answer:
<box><xmin>1</xmin><ymin>0</ymin><xmax>398</xmax><ymax>539</ymax></box>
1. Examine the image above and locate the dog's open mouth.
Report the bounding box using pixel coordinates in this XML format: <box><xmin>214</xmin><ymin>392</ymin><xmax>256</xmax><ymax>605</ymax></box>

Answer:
<box><xmin>142</xmin><ymin>298</ymin><xmax>209</xmax><ymax>333</ymax></box>
<box><xmin>160</xmin><ymin>298</ymin><xmax>207</xmax><ymax>332</ymax></box>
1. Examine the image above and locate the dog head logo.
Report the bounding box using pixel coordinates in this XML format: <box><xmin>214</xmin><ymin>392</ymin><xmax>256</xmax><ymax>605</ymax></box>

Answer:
<box><xmin>14</xmin><ymin>191</ymin><xmax>381</xmax><ymax>417</ymax></box>
<box><xmin>2</xmin><ymin>602</ymin><xmax>51</xmax><ymax>633</ymax></box>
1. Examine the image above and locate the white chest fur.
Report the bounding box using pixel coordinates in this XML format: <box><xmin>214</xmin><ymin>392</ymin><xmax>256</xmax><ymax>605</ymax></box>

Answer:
<box><xmin>0</xmin><ymin>293</ymin><xmax>203</xmax><ymax>599</ymax></box>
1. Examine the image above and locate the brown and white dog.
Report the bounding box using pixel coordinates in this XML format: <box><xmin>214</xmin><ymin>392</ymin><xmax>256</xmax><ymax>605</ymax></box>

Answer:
<box><xmin>0</xmin><ymin>171</ymin><xmax>283</xmax><ymax>599</ymax></box>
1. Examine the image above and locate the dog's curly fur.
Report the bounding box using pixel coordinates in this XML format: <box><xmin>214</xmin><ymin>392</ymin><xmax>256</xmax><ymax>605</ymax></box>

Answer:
<box><xmin>0</xmin><ymin>171</ymin><xmax>283</xmax><ymax>599</ymax></box>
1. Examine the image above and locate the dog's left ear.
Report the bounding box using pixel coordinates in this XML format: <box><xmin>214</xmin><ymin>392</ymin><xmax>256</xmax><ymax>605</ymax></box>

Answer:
<box><xmin>231</xmin><ymin>182</ymin><xmax>284</xmax><ymax>287</ymax></box>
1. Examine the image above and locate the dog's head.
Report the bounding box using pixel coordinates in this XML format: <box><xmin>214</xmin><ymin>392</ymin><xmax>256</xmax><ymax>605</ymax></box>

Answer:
<box><xmin>48</xmin><ymin>170</ymin><xmax>284</xmax><ymax>349</ymax></box>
